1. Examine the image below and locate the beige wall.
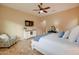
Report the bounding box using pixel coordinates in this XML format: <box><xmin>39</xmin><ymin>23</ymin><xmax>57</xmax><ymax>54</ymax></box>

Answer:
<box><xmin>40</xmin><ymin>6</ymin><xmax>79</xmax><ymax>33</ymax></box>
<box><xmin>0</xmin><ymin>5</ymin><xmax>42</xmax><ymax>39</ymax></box>
<box><xmin>0</xmin><ymin>5</ymin><xmax>79</xmax><ymax>39</ymax></box>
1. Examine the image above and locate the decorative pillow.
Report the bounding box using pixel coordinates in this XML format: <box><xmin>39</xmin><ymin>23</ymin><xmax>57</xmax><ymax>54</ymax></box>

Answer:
<box><xmin>33</xmin><ymin>35</ymin><xmax>42</xmax><ymax>41</ymax></box>
<box><xmin>74</xmin><ymin>35</ymin><xmax>79</xmax><ymax>45</ymax></box>
<box><xmin>69</xmin><ymin>26</ymin><xmax>79</xmax><ymax>42</ymax></box>
<box><xmin>58</xmin><ymin>32</ymin><xmax>64</xmax><ymax>38</ymax></box>
<box><xmin>33</xmin><ymin>34</ymin><xmax>48</xmax><ymax>41</ymax></box>
<box><xmin>62</xmin><ymin>30</ymin><xmax>70</xmax><ymax>39</ymax></box>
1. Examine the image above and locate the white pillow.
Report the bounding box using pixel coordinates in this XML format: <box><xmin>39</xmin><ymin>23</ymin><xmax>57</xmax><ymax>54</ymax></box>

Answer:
<box><xmin>74</xmin><ymin>33</ymin><xmax>79</xmax><ymax>44</ymax></box>
<box><xmin>0</xmin><ymin>34</ymin><xmax>9</xmax><ymax>41</ymax></box>
<box><xmin>69</xmin><ymin>26</ymin><xmax>79</xmax><ymax>42</ymax></box>
<box><xmin>62</xmin><ymin>30</ymin><xmax>70</xmax><ymax>39</ymax></box>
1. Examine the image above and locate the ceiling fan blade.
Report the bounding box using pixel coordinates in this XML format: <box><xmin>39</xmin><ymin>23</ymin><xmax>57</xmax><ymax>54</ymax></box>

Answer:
<box><xmin>33</xmin><ymin>9</ymin><xmax>40</xmax><ymax>11</ymax></box>
<box><xmin>43</xmin><ymin>10</ymin><xmax>47</xmax><ymax>13</ymax></box>
<box><xmin>38</xmin><ymin>5</ymin><xmax>42</xmax><ymax>9</ymax></box>
<box><xmin>44</xmin><ymin>7</ymin><xmax>50</xmax><ymax>9</ymax></box>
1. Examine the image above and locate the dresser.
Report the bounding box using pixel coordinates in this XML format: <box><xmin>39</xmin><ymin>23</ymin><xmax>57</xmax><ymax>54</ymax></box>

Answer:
<box><xmin>24</xmin><ymin>29</ymin><xmax>36</xmax><ymax>39</ymax></box>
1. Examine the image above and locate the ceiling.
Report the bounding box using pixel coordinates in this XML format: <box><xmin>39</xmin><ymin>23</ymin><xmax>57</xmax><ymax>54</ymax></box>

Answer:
<box><xmin>1</xmin><ymin>3</ymin><xmax>79</xmax><ymax>17</ymax></box>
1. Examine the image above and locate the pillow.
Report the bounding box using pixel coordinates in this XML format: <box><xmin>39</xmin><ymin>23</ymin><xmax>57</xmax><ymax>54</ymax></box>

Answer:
<box><xmin>0</xmin><ymin>34</ymin><xmax>9</xmax><ymax>41</ymax></box>
<box><xmin>33</xmin><ymin>35</ymin><xmax>42</xmax><ymax>41</ymax></box>
<box><xmin>69</xmin><ymin>26</ymin><xmax>79</xmax><ymax>42</ymax></box>
<box><xmin>74</xmin><ymin>35</ymin><xmax>79</xmax><ymax>45</ymax></box>
<box><xmin>33</xmin><ymin>34</ymin><xmax>48</xmax><ymax>41</ymax></box>
<box><xmin>58</xmin><ymin>32</ymin><xmax>64</xmax><ymax>38</ymax></box>
<box><xmin>10</xmin><ymin>35</ymin><xmax>16</xmax><ymax>40</ymax></box>
<box><xmin>75</xmin><ymin>38</ymin><xmax>79</xmax><ymax>43</ymax></box>
<box><xmin>62</xmin><ymin>30</ymin><xmax>70</xmax><ymax>39</ymax></box>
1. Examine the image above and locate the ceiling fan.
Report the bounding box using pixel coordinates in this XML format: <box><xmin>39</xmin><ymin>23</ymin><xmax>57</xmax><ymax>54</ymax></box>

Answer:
<box><xmin>33</xmin><ymin>3</ymin><xmax>50</xmax><ymax>14</ymax></box>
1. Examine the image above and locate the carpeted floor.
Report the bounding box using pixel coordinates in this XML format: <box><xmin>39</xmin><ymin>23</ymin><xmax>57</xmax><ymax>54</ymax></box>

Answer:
<box><xmin>0</xmin><ymin>39</ymin><xmax>42</xmax><ymax>55</ymax></box>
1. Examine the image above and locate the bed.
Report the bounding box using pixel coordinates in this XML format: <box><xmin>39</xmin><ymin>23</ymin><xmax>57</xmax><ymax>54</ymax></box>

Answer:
<box><xmin>31</xmin><ymin>26</ymin><xmax>79</xmax><ymax>55</ymax></box>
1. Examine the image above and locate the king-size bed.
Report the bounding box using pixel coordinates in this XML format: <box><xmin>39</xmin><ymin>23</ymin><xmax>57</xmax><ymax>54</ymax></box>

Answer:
<box><xmin>31</xmin><ymin>26</ymin><xmax>79</xmax><ymax>55</ymax></box>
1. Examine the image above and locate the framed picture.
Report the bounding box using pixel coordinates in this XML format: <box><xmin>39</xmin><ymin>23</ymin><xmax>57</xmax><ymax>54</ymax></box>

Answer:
<box><xmin>25</xmin><ymin>20</ymin><xmax>34</xmax><ymax>26</ymax></box>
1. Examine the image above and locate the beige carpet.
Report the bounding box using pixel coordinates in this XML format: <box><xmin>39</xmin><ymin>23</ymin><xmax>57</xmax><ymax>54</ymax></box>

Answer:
<box><xmin>0</xmin><ymin>39</ymin><xmax>42</xmax><ymax>55</ymax></box>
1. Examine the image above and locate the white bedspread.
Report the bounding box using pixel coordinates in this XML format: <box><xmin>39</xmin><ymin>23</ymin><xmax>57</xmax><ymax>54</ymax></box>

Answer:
<box><xmin>32</xmin><ymin>33</ymin><xmax>79</xmax><ymax>55</ymax></box>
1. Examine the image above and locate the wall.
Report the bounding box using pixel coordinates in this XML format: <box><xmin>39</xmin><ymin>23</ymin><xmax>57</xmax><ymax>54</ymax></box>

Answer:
<box><xmin>41</xmin><ymin>6</ymin><xmax>79</xmax><ymax>33</ymax></box>
<box><xmin>0</xmin><ymin>5</ymin><xmax>79</xmax><ymax>38</ymax></box>
<box><xmin>0</xmin><ymin>5</ymin><xmax>42</xmax><ymax>39</ymax></box>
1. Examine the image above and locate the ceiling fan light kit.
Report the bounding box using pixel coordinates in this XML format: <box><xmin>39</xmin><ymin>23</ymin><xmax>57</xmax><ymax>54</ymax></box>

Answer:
<box><xmin>40</xmin><ymin>10</ymin><xmax>43</xmax><ymax>13</ymax></box>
